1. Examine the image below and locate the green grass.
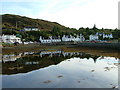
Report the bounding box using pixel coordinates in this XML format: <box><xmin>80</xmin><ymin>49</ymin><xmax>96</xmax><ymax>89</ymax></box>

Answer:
<box><xmin>2</xmin><ymin>43</ymin><xmax>14</xmax><ymax>47</ymax></box>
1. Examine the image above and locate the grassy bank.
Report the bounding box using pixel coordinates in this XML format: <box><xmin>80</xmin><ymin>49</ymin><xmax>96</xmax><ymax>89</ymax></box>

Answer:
<box><xmin>2</xmin><ymin>44</ymin><xmax>53</xmax><ymax>54</ymax></box>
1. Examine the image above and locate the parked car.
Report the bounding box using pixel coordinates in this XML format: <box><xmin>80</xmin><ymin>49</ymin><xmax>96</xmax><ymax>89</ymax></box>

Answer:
<box><xmin>14</xmin><ymin>42</ymin><xmax>19</xmax><ymax>45</ymax></box>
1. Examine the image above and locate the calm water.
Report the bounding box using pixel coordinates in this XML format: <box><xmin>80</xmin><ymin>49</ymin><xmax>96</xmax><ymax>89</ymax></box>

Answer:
<box><xmin>1</xmin><ymin>49</ymin><xmax>119</xmax><ymax>88</ymax></box>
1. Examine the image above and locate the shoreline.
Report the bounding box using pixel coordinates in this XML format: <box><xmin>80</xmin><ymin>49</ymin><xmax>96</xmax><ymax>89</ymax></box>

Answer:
<box><xmin>2</xmin><ymin>43</ymin><xmax>120</xmax><ymax>58</ymax></box>
<box><xmin>77</xmin><ymin>42</ymin><xmax>120</xmax><ymax>49</ymax></box>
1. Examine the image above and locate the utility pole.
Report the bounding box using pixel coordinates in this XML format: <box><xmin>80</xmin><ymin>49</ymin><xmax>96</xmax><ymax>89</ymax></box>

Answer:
<box><xmin>36</xmin><ymin>23</ymin><xmax>38</xmax><ymax>27</ymax></box>
<box><xmin>16</xmin><ymin>22</ymin><xmax>17</xmax><ymax>29</ymax></box>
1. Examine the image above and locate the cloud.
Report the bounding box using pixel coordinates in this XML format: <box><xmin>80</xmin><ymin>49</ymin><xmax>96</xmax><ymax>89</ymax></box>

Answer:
<box><xmin>1</xmin><ymin>0</ymin><xmax>119</xmax><ymax>29</ymax></box>
<box><xmin>0</xmin><ymin>0</ymin><xmax>42</xmax><ymax>2</ymax></box>
<box><xmin>33</xmin><ymin>0</ymin><xmax>118</xmax><ymax>29</ymax></box>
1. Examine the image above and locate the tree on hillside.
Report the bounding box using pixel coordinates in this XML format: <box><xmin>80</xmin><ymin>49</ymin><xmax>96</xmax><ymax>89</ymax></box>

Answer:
<box><xmin>93</xmin><ymin>24</ymin><xmax>98</xmax><ymax>30</ymax></box>
<box><xmin>16</xmin><ymin>34</ymin><xmax>22</xmax><ymax>38</ymax></box>
<box><xmin>52</xmin><ymin>26</ymin><xmax>61</xmax><ymax>36</ymax></box>
<box><xmin>79</xmin><ymin>27</ymin><xmax>84</xmax><ymax>30</ymax></box>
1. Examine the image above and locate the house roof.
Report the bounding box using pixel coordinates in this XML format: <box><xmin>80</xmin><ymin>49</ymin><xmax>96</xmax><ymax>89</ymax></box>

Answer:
<box><xmin>24</xmin><ymin>27</ymin><xmax>38</xmax><ymax>28</ymax></box>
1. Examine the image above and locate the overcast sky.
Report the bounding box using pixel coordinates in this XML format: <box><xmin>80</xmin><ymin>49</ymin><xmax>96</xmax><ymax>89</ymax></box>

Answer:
<box><xmin>1</xmin><ymin>0</ymin><xmax>119</xmax><ymax>29</ymax></box>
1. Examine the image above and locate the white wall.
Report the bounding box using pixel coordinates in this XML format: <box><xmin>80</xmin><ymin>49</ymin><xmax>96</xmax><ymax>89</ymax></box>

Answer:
<box><xmin>39</xmin><ymin>34</ymin><xmax>85</xmax><ymax>43</ymax></box>
<box><xmin>89</xmin><ymin>35</ymin><xmax>99</xmax><ymax>40</ymax></box>
<box><xmin>39</xmin><ymin>36</ymin><xmax>61</xmax><ymax>43</ymax></box>
<box><xmin>24</xmin><ymin>28</ymin><xmax>39</xmax><ymax>31</ymax></box>
<box><xmin>62</xmin><ymin>34</ymin><xmax>85</xmax><ymax>42</ymax></box>
<box><xmin>2</xmin><ymin>35</ymin><xmax>22</xmax><ymax>44</ymax></box>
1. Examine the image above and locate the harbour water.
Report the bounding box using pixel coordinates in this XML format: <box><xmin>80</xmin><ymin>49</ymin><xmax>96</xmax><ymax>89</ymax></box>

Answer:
<box><xmin>1</xmin><ymin>48</ymin><xmax>119</xmax><ymax>88</ymax></box>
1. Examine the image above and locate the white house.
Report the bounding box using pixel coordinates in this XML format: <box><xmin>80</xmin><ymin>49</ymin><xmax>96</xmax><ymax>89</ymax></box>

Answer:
<box><xmin>39</xmin><ymin>36</ymin><xmax>61</xmax><ymax>43</ymax></box>
<box><xmin>103</xmin><ymin>33</ymin><xmax>113</xmax><ymax>39</ymax></box>
<box><xmin>23</xmin><ymin>27</ymin><xmax>39</xmax><ymax>31</ymax></box>
<box><xmin>2</xmin><ymin>34</ymin><xmax>22</xmax><ymax>44</ymax></box>
<box><xmin>39</xmin><ymin>34</ymin><xmax>85</xmax><ymax>43</ymax></box>
<box><xmin>96</xmin><ymin>32</ymin><xmax>103</xmax><ymax>36</ymax></box>
<box><xmin>96</xmin><ymin>32</ymin><xmax>113</xmax><ymax>39</ymax></box>
<box><xmin>62</xmin><ymin>34</ymin><xmax>85</xmax><ymax>42</ymax></box>
<box><xmin>89</xmin><ymin>35</ymin><xmax>99</xmax><ymax>41</ymax></box>
<box><xmin>62</xmin><ymin>35</ymin><xmax>74</xmax><ymax>41</ymax></box>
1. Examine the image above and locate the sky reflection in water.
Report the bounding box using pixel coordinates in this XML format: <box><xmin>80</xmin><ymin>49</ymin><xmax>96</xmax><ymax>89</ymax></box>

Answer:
<box><xmin>1</xmin><ymin>50</ymin><xmax>119</xmax><ymax>88</ymax></box>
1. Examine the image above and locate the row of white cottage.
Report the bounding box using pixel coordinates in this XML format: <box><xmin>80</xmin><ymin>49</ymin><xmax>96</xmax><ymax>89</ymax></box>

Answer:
<box><xmin>1</xmin><ymin>51</ymin><xmax>83</xmax><ymax>62</ymax></box>
<box><xmin>39</xmin><ymin>33</ymin><xmax>113</xmax><ymax>43</ymax></box>
<box><xmin>39</xmin><ymin>34</ymin><xmax>85</xmax><ymax>43</ymax></box>
<box><xmin>1</xmin><ymin>34</ymin><xmax>85</xmax><ymax>44</ymax></box>
<box><xmin>1</xmin><ymin>33</ymin><xmax>113</xmax><ymax>44</ymax></box>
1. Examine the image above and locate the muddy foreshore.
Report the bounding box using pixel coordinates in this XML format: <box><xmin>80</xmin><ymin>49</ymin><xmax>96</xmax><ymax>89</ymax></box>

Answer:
<box><xmin>1</xmin><ymin>43</ymin><xmax>120</xmax><ymax>58</ymax></box>
<box><xmin>77</xmin><ymin>42</ymin><xmax>120</xmax><ymax>50</ymax></box>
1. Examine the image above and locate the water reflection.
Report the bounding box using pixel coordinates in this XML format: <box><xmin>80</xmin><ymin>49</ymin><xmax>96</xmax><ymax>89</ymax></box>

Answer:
<box><xmin>1</xmin><ymin>50</ymin><xmax>119</xmax><ymax>88</ymax></box>
<box><xmin>2</xmin><ymin>50</ymin><xmax>102</xmax><ymax>75</ymax></box>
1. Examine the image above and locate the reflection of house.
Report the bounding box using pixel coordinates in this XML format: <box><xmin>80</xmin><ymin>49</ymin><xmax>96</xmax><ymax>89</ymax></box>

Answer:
<box><xmin>39</xmin><ymin>50</ymin><xmax>83</xmax><ymax>57</ymax></box>
<box><xmin>39</xmin><ymin>36</ymin><xmax>61</xmax><ymax>43</ymax></box>
<box><xmin>2</xmin><ymin>34</ymin><xmax>22</xmax><ymax>44</ymax></box>
<box><xmin>25</xmin><ymin>61</ymin><xmax>39</xmax><ymax>65</ymax></box>
<box><xmin>2</xmin><ymin>53</ymin><xmax>22</xmax><ymax>62</ymax></box>
<box><xmin>1</xmin><ymin>51</ymin><xmax>100</xmax><ymax>64</ymax></box>
<box><xmin>40</xmin><ymin>51</ymin><xmax>62</xmax><ymax>57</ymax></box>
<box><xmin>39</xmin><ymin>34</ymin><xmax>85</xmax><ymax>43</ymax></box>
<box><xmin>62</xmin><ymin>52</ymin><xmax>82</xmax><ymax>57</ymax></box>
<box><xmin>23</xmin><ymin>27</ymin><xmax>39</xmax><ymax>31</ymax></box>
<box><xmin>1</xmin><ymin>52</ymin><xmax>35</xmax><ymax>63</ymax></box>
<box><xmin>89</xmin><ymin>35</ymin><xmax>99</xmax><ymax>41</ymax></box>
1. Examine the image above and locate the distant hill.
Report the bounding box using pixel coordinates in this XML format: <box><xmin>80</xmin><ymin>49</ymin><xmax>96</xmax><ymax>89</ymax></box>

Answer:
<box><xmin>2</xmin><ymin>14</ymin><xmax>119</xmax><ymax>41</ymax></box>
<box><xmin>1</xmin><ymin>14</ymin><xmax>75</xmax><ymax>32</ymax></box>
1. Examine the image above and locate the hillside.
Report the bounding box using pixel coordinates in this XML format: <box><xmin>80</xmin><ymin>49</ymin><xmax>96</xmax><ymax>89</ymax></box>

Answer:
<box><xmin>1</xmin><ymin>14</ymin><xmax>119</xmax><ymax>42</ymax></box>
<box><xmin>1</xmin><ymin>14</ymin><xmax>73</xmax><ymax>31</ymax></box>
